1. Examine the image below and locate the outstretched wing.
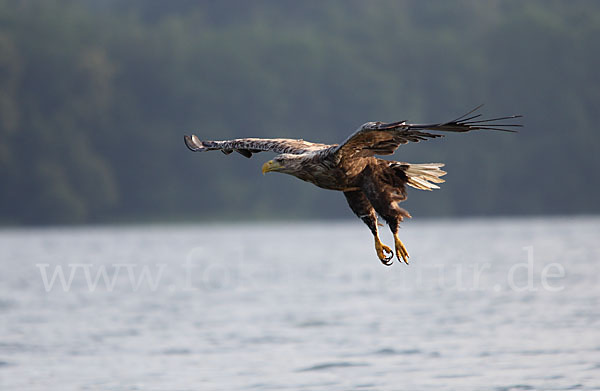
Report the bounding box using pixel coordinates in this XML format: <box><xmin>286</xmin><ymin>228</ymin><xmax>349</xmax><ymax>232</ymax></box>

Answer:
<box><xmin>335</xmin><ymin>105</ymin><xmax>522</xmax><ymax>158</ymax></box>
<box><xmin>184</xmin><ymin>135</ymin><xmax>332</xmax><ymax>158</ymax></box>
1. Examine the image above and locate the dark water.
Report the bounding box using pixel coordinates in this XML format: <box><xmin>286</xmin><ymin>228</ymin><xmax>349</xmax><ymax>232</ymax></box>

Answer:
<box><xmin>1</xmin><ymin>217</ymin><xmax>599</xmax><ymax>390</ymax></box>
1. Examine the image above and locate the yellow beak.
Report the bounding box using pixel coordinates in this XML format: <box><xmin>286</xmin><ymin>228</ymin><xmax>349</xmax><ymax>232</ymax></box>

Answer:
<box><xmin>262</xmin><ymin>160</ymin><xmax>281</xmax><ymax>175</ymax></box>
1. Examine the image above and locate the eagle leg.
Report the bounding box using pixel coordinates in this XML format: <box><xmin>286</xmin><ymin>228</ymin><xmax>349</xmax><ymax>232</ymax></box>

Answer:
<box><xmin>343</xmin><ymin>190</ymin><xmax>393</xmax><ymax>266</ymax></box>
<box><xmin>394</xmin><ymin>234</ymin><xmax>410</xmax><ymax>265</ymax></box>
<box><xmin>375</xmin><ymin>236</ymin><xmax>394</xmax><ymax>266</ymax></box>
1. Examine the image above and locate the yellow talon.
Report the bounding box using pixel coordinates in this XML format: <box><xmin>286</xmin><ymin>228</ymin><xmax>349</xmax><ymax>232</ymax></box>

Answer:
<box><xmin>375</xmin><ymin>236</ymin><xmax>393</xmax><ymax>265</ymax></box>
<box><xmin>394</xmin><ymin>234</ymin><xmax>410</xmax><ymax>264</ymax></box>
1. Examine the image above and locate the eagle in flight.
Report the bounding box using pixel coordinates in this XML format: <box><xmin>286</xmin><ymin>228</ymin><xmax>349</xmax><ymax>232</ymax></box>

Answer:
<box><xmin>185</xmin><ymin>106</ymin><xmax>521</xmax><ymax>266</ymax></box>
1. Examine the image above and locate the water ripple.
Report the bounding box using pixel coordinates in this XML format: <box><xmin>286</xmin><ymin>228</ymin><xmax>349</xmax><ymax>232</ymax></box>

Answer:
<box><xmin>298</xmin><ymin>361</ymin><xmax>369</xmax><ymax>372</ymax></box>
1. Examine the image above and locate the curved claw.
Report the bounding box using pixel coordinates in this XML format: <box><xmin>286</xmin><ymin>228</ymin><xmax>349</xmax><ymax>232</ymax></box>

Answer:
<box><xmin>381</xmin><ymin>249</ymin><xmax>393</xmax><ymax>266</ymax></box>
<box><xmin>375</xmin><ymin>238</ymin><xmax>394</xmax><ymax>266</ymax></box>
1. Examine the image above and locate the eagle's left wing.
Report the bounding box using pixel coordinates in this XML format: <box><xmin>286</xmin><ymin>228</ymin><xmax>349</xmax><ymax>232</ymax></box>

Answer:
<box><xmin>335</xmin><ymin>105</ymin><xmax>522</xmax><ymax>159</ymax></box>
<box><xmin>184</xmin><ymin>135</ymin><xmax>331</xmax><ymax>158</ymax></box>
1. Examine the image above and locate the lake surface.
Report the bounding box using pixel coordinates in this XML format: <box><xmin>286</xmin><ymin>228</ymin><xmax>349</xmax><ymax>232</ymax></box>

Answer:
<box><xmin>1</xmin><ymin>217</ymin><xmax>599</xmax><ymax>390</ymax></box>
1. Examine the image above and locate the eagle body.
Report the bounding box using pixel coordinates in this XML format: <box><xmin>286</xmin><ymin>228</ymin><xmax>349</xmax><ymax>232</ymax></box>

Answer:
<box><xmin>184</xmin><ymin>106</ymin><xmax>521</xmax><ymax>266</ymax></box>
<box><xmin>276</xmin><ymin>153</ymin><xmax>409</xmax><ymax>194</ymax></box>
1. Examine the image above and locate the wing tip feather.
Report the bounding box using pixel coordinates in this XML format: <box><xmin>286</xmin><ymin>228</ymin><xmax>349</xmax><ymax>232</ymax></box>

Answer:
<box><xmin>184</xmin><ymin>134</ymin><xmax>206</xmax><ymax>152</ymax></box>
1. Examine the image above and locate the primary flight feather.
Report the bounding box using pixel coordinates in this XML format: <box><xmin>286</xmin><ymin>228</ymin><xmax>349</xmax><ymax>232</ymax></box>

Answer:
<box><xmin>184</xmin><ymin>105</ymin><xmax>521</xmax><ymax>266</ymax></box>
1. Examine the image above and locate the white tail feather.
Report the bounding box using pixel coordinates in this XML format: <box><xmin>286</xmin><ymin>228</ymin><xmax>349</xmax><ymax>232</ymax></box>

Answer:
<box><xmin>405</xmin><ymin>163</ymin><xmax>447</xmax><ymax>191</ymax></box>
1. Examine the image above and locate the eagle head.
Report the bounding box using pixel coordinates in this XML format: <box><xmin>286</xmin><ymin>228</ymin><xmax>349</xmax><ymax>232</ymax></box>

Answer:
<box><xmin>262</xmin><ymin>154</ymin><xmax>306</xmax><ymax>175</ymax></box>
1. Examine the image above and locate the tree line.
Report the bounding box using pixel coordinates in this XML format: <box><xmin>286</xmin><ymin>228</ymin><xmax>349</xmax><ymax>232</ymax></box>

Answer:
<box><xmin>0</xmin><ymin>0</ymin><xmax>598</xmax><ymax>224</ymax></box>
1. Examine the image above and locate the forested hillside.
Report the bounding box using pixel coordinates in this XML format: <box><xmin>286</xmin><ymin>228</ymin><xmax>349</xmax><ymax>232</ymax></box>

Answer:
<box><xmin>1</xmin><ymin>0</ymin><xmax>598</xmax><ymax>224</ymax></box>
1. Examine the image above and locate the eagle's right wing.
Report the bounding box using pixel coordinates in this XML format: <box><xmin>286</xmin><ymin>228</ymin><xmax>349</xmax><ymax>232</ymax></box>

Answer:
<box><xmin>184</xmin><ymin>135</ymin><xmax>332</xmax><ymax>158</ymax></box>
<box><xmin>335</xmin><ymin>105</ymin><xmax>522</xmax><ymax>159</ymax></box>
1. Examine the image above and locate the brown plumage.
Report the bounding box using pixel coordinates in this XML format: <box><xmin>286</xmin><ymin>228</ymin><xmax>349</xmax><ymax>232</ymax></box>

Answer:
<box><xmin>184</xmin><ymin>105</ymin><xmax>521</xmax><ymax>266</ymax></box>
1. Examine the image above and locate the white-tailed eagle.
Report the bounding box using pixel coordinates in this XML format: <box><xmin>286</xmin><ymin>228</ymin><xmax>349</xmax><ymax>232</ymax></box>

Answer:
<box><xmin>185</xmin><ymin>106</ymin><xmax>521</xmax><ymax>266</ymax></box>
